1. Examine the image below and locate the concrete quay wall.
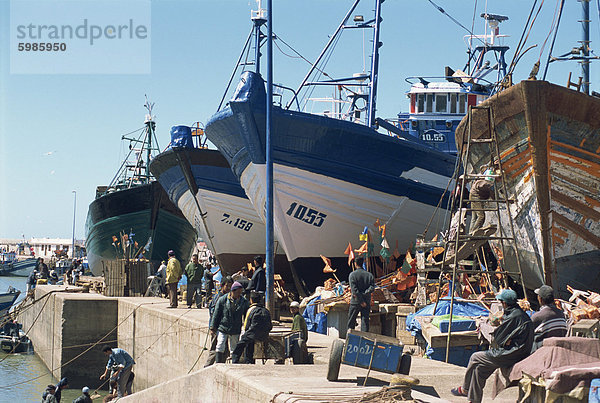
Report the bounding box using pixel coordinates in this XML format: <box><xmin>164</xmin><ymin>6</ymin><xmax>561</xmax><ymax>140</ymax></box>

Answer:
<box><xmin>116</xmin><ymin>298</ymin><xmax>211</xmax><ymax>391</ymax></box>
<box><xmin>17</xmin><ymin>286</ymin><xmax>118</xmax><ymax>388</ymax></box>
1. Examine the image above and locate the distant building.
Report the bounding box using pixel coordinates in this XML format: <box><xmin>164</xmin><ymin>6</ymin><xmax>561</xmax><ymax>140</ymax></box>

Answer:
<box><xmin>0</xmin><ymin>238</ymin><xmax>85</xmax><ymax>259</ymax></box>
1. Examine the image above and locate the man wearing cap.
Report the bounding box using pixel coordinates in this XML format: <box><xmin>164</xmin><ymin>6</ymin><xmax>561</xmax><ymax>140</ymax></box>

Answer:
<box><xmin>165</xmin><ymin>250</ymin><xmax>182</xmax><ymax>308</ymax></box>
<box><xmin>72</xmin><ymin>386</ymin><xmax>92</xmax><ymax>403</ymax></box>
<box><xmin>452</xmin><ymin>289</ymin><xmax>533</xmax><ymax>403</ymax></box>
<box><xmin>231</xmin><ymin>292</ymin><xmax>272</xmax><ymax>364</ymax></box>
<box><xmin>290</xmin><ymin>301</ymin><xmax>308</xmax><ymax>342</ymax></box>
<box><xmin>209</xmin><ymin>281</ymin><xmax>250</xmax><ymax>363</ymax></box>
<box><xmin>531</xmin><ymin>285</ymin><xmax>567</xmax><ymax>351</ymax></box>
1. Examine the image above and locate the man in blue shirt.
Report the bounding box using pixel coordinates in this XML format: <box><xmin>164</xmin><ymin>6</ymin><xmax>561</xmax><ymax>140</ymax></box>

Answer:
<box><xmin>100</xmin><ymin>346</ymin><xmax>135</xmax><ymax>397</ymax></box>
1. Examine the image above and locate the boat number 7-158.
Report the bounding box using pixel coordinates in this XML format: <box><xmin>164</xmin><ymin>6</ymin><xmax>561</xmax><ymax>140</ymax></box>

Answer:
<box><xmin>285</xmin><ymin>202</ymin><xmax>326</xmax><ymax>227</ymax></box>
<box><xmin>220</xmin><ymin>213</ymin><xmax>253</xmax><ymax>232</ymax></box>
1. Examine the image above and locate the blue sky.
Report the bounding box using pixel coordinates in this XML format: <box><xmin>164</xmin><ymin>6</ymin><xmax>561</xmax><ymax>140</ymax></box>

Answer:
<box><xmin>1</xmin><ymin>0</ymin><xmax>598</xmax><ymax>240</ymax></box>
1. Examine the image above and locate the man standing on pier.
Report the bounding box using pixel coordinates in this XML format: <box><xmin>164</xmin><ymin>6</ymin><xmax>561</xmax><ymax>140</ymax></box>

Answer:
<box><xmin>347</xmin><ymin>257</ymin><xmax>375</xmax><ymax>332</ymax></box>
<box><xmin>209</xmin><ymin>281</ymin><xmax>250</xmax><ymax>363</ymax></box>
<box><xmin>248</xmin><ymin>255</ymin><xmax>266</xmax><ymax>294</ymax></box>
<box><xmin>100</xmin><ymin>345</ymin><xmax>136</xmax><ymax>398</ymax></box>
<box><xmin>204</xmin><ymin>263</ymin><xmax>221</xmax><ymax>307</ymax></box>
<box><xmin>165</xmin><ymin>250</ymin><xmax>182</xmax><ymax>308</ymax></box>
<box><xmin>205</xmin><ymin>276</ymin><xmax>234</xmax><ymax>367</ymax></box>
<box><xmin>451</xmin><ymin>289</ymin><xmax>533</xmax><ymax>403</ymax></box>
<box><xmin>184</xmin><ymin>254</ymin><xmax>203</xmax><ymax>308</ymax></box>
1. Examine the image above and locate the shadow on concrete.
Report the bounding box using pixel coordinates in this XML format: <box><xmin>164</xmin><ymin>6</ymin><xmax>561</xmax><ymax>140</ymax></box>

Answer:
<box><xmin>412</xmin><ymin>385</ymin><xmax>440</xmax><ymax>398</ymax></box>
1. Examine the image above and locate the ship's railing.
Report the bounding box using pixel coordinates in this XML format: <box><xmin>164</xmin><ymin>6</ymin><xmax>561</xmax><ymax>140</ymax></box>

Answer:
<box><xmin>273</xmin><ymin>84</ymin><xmax>300</xmax><ymax>110</ymax></box>
<box><xmin>404</xmin><ymin>75</ymin><xmax>493</xmax><ymax>89</ymax></box>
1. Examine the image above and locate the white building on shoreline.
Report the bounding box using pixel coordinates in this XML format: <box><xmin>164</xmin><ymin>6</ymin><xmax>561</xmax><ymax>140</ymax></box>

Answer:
<box><xmin>0</xmin><ymin>238</ymin><xmax>85</xmax><ymax>259</ymax></box>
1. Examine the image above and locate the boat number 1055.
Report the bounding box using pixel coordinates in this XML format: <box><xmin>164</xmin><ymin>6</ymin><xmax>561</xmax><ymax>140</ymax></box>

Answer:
<box><xmin>285</xmin><ymin>202</ymin><xmax>326</xmax><ymax>227</ymax></box>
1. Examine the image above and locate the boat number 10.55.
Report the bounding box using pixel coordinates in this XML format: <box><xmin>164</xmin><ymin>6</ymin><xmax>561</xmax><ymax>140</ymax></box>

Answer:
<box><xmin>221</xmin><ymin>213</ymin><xmax>253</xmax><ymax>232</ymax></box>
<box><xmin>285</xmin><ymin>202</ymin><xmax>326</xmax><ymax>227</ymax></box>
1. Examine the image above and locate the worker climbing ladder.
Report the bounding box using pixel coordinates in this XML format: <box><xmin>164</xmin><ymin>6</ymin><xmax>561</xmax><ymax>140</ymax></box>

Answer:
<box><xmin>418</xmin><ymin>104</ymin><xmax>528</xmax><ymax>363</ymax></box>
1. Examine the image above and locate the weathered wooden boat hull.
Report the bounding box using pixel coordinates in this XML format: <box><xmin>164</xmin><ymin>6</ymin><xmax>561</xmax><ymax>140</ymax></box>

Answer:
<box><xmin>456</xmin><ymin>80</ymin><xmax>600</xmax><ymax>294</ymax></box>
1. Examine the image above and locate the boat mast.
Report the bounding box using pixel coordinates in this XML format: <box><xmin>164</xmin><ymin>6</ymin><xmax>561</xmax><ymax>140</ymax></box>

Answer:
<box><xmin>367</xmin><ymin>0</ymin><xmax>383</xmax><ymax>128</ymax></box>
<box><xmin>144</xmin><ymin>98</ymin><xmax>155</xmax><ymax>183</ymax></box>
<box><xmin>285</xmin><ymin>0</ymin><xmax>362</xmax><ymax>110</ymax></box>
<box><xmin>252</xmin><ymin>0</ymin><xmax>267</xmax><ymax>74</ymax></box>
<box><xmin>581</xmin><ymin>0</ymin><xmax>590</xmax><ymax>94</ymax></box>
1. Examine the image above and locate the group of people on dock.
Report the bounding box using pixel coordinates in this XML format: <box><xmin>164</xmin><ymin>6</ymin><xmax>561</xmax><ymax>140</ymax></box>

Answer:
<box><xmin>27</xmin><ymin>258</ymin><xmax>85</xmax><ymax>295</ymax></box>
<box><xmin>155</xmin><ymin>251</ymin><xmax>267</xmax><ymax>310</ymax></box>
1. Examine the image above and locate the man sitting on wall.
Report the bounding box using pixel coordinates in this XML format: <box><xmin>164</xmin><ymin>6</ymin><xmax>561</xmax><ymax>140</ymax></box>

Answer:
<box><xmin>231</xmin><ymin>292</ymin><xmax>272</xmax><ymax>364</ymax></box>
<box><xmin>451</xmin><ymin>289</ymin><xmax>533</xmax><ymax>403</ymax></box>
<box><xmin>531</xmin><ymin>285</ymin><xmax>567</xmax><ymax>352</ymax></box>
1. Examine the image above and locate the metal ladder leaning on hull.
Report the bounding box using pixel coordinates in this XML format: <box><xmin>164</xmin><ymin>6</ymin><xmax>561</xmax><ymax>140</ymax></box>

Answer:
<box><xmin>440</xmin><ymin>104</ymin><xmax>528</xmax><ymax>362</ymax></box>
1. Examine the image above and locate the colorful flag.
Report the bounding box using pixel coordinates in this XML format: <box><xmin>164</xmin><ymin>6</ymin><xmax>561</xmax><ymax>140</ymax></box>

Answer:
<box><xmin>380</xmin><ymin>246</ymin><xmax>391</xmax><ymax>261</ymax></box>
<box><xmin>343</xmin><ymin>242</ymin><xmax>355</xmax><ymax>267</ymax></box>
<box><xmin>320</xmin><ymin>254</ymin><xmax>333</xmax><ymax>273</ymax></box>
<box><xmin>354</xmin><ymin>241</ymin><xmax>368</xmax><ymax>255</ymax></box>
<box><xmin>401</xmin><ymin>257</ymin><xmax>412</xmax><ymax>274</ymax></box>
<box><xmin>381</xmin><ymin>238</ymin><xmax>389</xmax><ymax>249</ymax></box>
<box><xmin>393</xmin><ymin>240</ymin><xmax>401</xmax><ymax>259</ymax></box>
<box><xmin>359</xmin><ymin>226</ymin><xmax>369</xmax><ymax>241</ymax></box>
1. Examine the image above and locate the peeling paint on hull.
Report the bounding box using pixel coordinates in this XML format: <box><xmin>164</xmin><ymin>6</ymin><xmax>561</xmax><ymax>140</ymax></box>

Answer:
<box><xmin>456</xmin><ymin>80</ymin><xmax>600</xmax><ymax>294</ymax></box>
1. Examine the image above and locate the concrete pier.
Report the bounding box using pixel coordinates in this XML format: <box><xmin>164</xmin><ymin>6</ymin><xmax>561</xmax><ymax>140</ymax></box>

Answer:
<box><xmin>17</xmin><ymin>286</ymin><xmax>118</xmax><ymax>387</ymax></box>
<box><xmin>18</xmin><ymin>286</ymin><xmax>519</xmax><ymax>401</ymax></box>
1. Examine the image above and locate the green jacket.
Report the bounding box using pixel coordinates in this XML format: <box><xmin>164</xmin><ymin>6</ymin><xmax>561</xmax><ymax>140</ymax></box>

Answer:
<box><xmin>292</xmin><ymin>313</ymin><xmax>308</xmax><ymax>341</ymax></box>
<box><xmin>209</xmin><ymin>293</ymin><xmax>249</xmax><ymax>335</ymax></box>
<box><xmin>184</xmin><ymin>262</ymin><xmax>203</xmax><ymax>284</ymax></box>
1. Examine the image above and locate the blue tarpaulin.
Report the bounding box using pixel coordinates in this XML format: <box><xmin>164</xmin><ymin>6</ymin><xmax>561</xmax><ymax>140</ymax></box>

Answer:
<box><xmin>303</xmin><ymin>296</ymin><xmax>327</xmax><ymax>334</ymax></box>
<box><xmin>170</xmin><ymin>125</ymin><xmax>193</xmax><ymax>148</ymax></box>
<box><xmin>406</xmin><ymin>297</ymin><xmax>489</xmax><ymax>335</ymax></box>
<box><xmin>406</xmin><ymin>297</ymin><xmax>490</xmax><ymax>367</ymax></box>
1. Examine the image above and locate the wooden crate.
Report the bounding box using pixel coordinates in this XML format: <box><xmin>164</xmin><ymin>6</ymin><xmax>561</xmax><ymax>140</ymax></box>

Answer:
<box><xmin>396</xmin><ymin>305</ymin><xmax>417</xmax><ymax>345</ymax></box>
<box><xmin>102</xmin><ymin>259</ymin><xmax>151</xmax><ymax>297</ymax></box>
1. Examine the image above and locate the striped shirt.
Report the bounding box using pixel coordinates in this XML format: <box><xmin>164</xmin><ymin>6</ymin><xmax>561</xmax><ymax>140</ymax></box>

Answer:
<box><xmin>531</xmin><ymin>305</ymin><xmax>567</xmax><ymax>350</ymax></box>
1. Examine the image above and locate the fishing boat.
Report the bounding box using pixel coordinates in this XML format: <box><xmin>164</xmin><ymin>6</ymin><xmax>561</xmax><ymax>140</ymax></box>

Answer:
<box><xmin>0</xmin><ymin>317</ymin><xmax>33</xmax><ymax>354</ymax></box>
<box><xmin>395</xmin><ymin>14</ymin><xmax>510</xmax><ymax>154</ymax></box>
<box><xmin>455</xmin><ymin>3</ymin><xmax>600</xmax><ymax>294</ymax></box>
<box><xmin>455</xmin><ymin>80</ymin><xmax>600</xmax><ymax>293</ymax></box>
<box><xmin>205</xmin><ymin>0</ymin><xmax>457</xmax><ymax>292</ymax></box>
<box><xmin>0</xmin><ymin>287</ymin><xmax>20</xmax><ymax>317</ymax></box>
<box><xmin>149</xmin><ymin>129</ymin><xmax>292</xmax><ymax>281</ymax></box>
<box><xmin>0</xmin><ymin>251</ymin><xmax>37</xmax><ymax>277</ymax></box>
<box><xmin>85</xmin><ymin>100</ymin><xmax>197</xmax><ymax>275</ymax></box>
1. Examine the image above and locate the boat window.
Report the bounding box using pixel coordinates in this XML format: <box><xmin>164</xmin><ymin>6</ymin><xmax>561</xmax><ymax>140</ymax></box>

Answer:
<box><xmin>450</xmin><ymin>93</ymin><xmax>457</xmax><ymax>114</ymax></box>
<box><xmin>459</xmin><ymin>94</ymin><xmax>466</xmax><ymax>114</ymax></box>
<box><xmin>417</xmin><ymin>94</ymin><xmax>425</xmax><ymax>113</ymax></box>
<box><xmin>435</xmin><ymin>94</ymin><xmax>447</xmax><ymax>113</ymax></box>
<box><xmin>426</xmin><ymin>94</ymin><xmax>433</xmax><ymax>113</ymax></box>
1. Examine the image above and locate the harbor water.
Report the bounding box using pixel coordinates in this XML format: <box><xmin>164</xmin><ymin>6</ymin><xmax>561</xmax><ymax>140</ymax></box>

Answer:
<box><xmin>0</xmin><ymin>276</ymin><xmax>105</xmax><ymax>403</ymax></box>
